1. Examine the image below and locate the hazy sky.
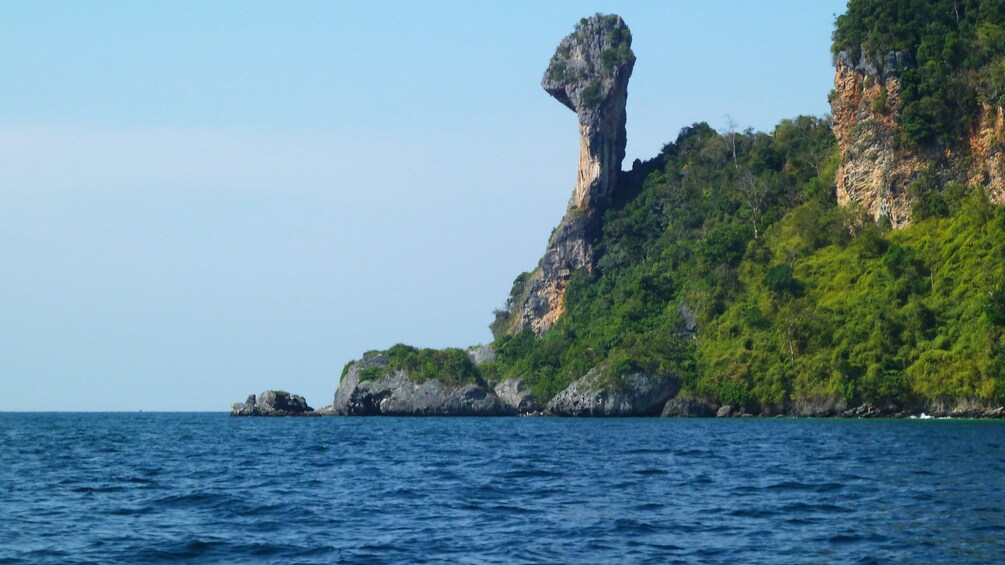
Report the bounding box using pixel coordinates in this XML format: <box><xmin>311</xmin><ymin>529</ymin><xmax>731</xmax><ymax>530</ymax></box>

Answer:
<box><xmin>1</xmin><ymin>1</ymin><xmax>848</xmax><ymax>411</ymax></box>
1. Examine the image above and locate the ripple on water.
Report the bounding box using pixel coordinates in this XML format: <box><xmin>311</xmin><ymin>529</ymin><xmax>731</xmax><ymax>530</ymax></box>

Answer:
<box><xmin>0</xmin><ymin>414</ymin><xmax>1003</xmax><ymax>563</ymax></box>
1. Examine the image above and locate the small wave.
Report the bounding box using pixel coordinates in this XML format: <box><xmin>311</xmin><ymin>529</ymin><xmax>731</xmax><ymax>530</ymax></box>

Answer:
<box><xmin>613</xmin><ymin>518</ymin><xmax>659</xmax><ymax>534</ymax></box>
<box><xmin>499</xmin><ymin>468</ymin><xmax>562</xmax><ymax>479</ymax></box>
<box><xmin>820</xmin><ymin>532</ymin><xmax>891</xmax><ymax>545</ymax></box>
<box><xmin>782</xmin><ymin>502</ymin><xmax>847</xmax><ymax>514</ymax></box>
<box><xmin>633</xmin><ymin>468</ymin><xmax>668</xmax><ymax>476</ymax></box>
<box><xmin>765</xmin><ymin>481</ymin><xmax>844</xmax><ymax>493</ymax></box>
<box><xmin>152</xmin><ymin>491</ymin><xmax>232</xmax><ymax>510</ymax></box>
<box><xmin>728</xmin><ymin>507</ymin><xmax>780</xmax><ymax>519</ymax></box>
<box><xmin>135</xmin><ymin>538</ymin><xmax>230</xmax><ymax>560</ymax></box>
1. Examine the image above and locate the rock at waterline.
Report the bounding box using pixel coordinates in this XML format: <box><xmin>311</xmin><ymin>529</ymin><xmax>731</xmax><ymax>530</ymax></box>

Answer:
<box><xmin>231</xmin><ymin>390</ymin><xmax>315</xmax><ymax>417</ymax></box>
<box><xmin>331</xmin><ymin>352</ymin><xmax>507</xmax><ymax>416</ymax></box>
<box><xmin>546</xmin><ymin>368</ymin><xmax>677</xmax><ymax>417</ymax></box>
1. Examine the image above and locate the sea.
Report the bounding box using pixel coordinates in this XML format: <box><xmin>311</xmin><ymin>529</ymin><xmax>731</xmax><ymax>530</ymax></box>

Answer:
<box><xmin>1</xmin><ymin>414</ymin><xmax>1003</xmax><ymax>564</ymax></box>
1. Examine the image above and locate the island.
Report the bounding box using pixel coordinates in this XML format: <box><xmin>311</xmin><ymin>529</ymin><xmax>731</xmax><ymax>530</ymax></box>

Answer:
<box><xmin>235</xmin><ymin>4</ymin><xmax>1005</xmax><ymax>419</ymax></box>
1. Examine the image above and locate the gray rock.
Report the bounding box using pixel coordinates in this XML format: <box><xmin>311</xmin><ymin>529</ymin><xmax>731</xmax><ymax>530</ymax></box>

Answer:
<box><xmin>513</xmin><ymin>14</ymin><xmax>636</xmax><ymax>335</ymax></box>
<box><xmin>230</xmin><ymin>390</ymin><xmax>315</xmax><ymax>417</ymax></box>
<box><xmin>678</xmin><ymin>301</ymin><xmax>698</xmax><ymax>337</ymax></box>
<box><xmin>466</xmin><ymin>344</ymin><xmax>496</xmax><ymax>365</ymax></box>
<box><xmin>842</xmin><ymin>403</ymin><xmax>884</xmax><ymax>418</ymax></box>
<box><xmin>660</xmin><ymin>397</ymin><xmax>714</xmax><ymax>418</ymax></box>
<box><xmin>716</xmin><ymin>405</ymin><xmax>734</xmax><ymax>418</ymax></box>
<box><xmin>231</xmin><ymin>394</ymin><xmax>257</xmax><ymax>416</ymax></box>
<box><xmin>313</xmin><ymin>404</ymin><xmax>339</xmax><ymax>416</ymax></box>
<box><xmin>925</xmin><ymin>399</ymin><xmax>1005</xmax><ymax>419</ymax></box>
<box><xmin>834</xmin><ymin>49</ymin><xmax>907</xmax><ymax>80</ymax></box>
<box><xmin>546</xmin><ymin>368</ymin><xmax>677</xmax><ymax>417</ymax></box>
<box><xmin>494</xmin><ymin>378</ymin><xmax>542</xmax><ymax>414</ymax></box>
<box><xmin>332</xmin><ymin>353</ymin><xmax>506</xmax><ymax>416</ymax></box>
<box><xmin>789</xmin><ymin>396</ymin><xmax>847</xmax><ymax>417</ymax></box>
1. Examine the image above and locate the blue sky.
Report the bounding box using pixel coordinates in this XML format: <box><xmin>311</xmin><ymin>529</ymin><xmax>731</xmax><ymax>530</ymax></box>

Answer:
<box><xmin>0</xmin><ymin>1</ymin><xmax>848</xmax><ymax>411</ymax></box>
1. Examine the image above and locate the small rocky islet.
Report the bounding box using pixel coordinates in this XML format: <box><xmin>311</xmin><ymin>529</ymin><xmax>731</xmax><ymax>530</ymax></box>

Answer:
<box><xmin>234</xmin><ymin>10</ymin><xmax>1005</xmax><ymax>419</ymax></box>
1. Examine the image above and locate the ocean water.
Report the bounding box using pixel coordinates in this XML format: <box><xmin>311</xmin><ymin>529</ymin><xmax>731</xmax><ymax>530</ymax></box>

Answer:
<box><xmin>1</xmin><ymin>414</ymin><xmax>1003</xmax><ymax>564</ymax></box>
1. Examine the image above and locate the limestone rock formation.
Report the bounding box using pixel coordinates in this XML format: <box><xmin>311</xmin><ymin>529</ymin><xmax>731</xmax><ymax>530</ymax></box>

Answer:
<box><xmin>660</xmin><ymin>397</ymin><xmax>715</xmax><ymax>418</ymax></box>
<box><xmin>332</xmin><ymin>353</ymin><xmax>506</xmax><ymax>416</ymax></box>
<box><xmin>466</xmin><ymin>344</ymin><xmax>496</xmax><ymax>366</ymax></box>
<box><xmin>512</xmin><ymin>14</ymin><xmax>635</xmax><ymax>335</ymax></box>
<box><xmin>831</xmin><ymin>50</ymin><xmax>1005</xmax><ymax>227</ymax></box>
<box><xmin>541</xmin><ymin>14</ymin><xmax>635</xmax><ymax>214</ymax></box>
<box><xmin>494</xmin><ymin>378</ymin><xmax>542</xmax><ymax>414</ymax></box>
<box><xmin>545</xmin><ymin>368</ymin><xmax>676</xmax><ymax>417</ymax></box>
<box><xmin>231</xmin><ymin>390</ymin><xmax>315</xmax><ymax>417</ymax></box>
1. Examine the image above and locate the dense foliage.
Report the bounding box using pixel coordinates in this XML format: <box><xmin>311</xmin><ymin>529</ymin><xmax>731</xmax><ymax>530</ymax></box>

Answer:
<box><xmin>351</xmin><ymin>344</ymin><xmax>484</xmax><ymax>387</ymax></box>
<box><xmin>361</xmin><ymin>3</ymin><xmax>1005</xmax><ymax>410</ymax></box>
<box><xmin>485</xmin><ymin>118</ymin><xmax>844</xmax><ymax>403</ymax></box>
<box><xmin>483</xmin><ymin>118</ymin><xmax>1005</xmax><ymax>408</ymax></box>
<box><xmin>363</xmin><ymin>115</ymin><xmax>1005</xmax><ymax>408</ymax></box>
<box><xmin>832</xmin><ymin>0</ymin><xmax>1005</xmax><ymax>145</ymax></box>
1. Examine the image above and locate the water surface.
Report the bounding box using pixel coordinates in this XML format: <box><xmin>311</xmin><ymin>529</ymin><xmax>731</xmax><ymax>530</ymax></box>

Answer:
<box><xmin>1</xmin><ymin>414</ymin><xmax>1003</xmax><ymax>563</ymax></box>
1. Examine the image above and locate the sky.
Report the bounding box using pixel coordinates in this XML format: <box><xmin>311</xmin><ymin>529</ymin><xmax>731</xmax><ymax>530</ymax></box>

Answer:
<box><xmin>0</xmin><ymin>0</ymin><xmax>849</xmax><ymax>411</ymax></box>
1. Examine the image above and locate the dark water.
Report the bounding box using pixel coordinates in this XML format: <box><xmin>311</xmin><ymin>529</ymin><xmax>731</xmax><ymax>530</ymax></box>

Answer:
<box><xmin>1</xmin><ymin>414</ymin><xmax>1003</xmax><ymax>564</ymax></box>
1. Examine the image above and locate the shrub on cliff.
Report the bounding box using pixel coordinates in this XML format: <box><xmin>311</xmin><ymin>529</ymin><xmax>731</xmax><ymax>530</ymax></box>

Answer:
<box><xmin>488</xmin><ymin>110</ymin><xmax>1005</xmax><ymax>408</ymax></box>
<box><xmin>833</xmin><ymin>0</ymin><xmax>1005</xmax><ymax>146</ymax></box>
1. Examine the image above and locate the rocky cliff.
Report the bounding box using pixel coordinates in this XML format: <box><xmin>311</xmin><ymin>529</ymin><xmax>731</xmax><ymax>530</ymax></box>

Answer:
<box><xmin>512</xmin><ymin>14</ymin><xmax>635</xmax><ymax>335</ymax></box>
<box><xmin>831</xmin><ymin>50</ymin><xmax>1005</xmax><ymax>227</ymax></box>
<box><xmin>546</xmin><ymin>369</ymin><xmax>676</xmax><ymax>417</ymax></box>
<box><xmin>331</xmin><ymin>352</ymin><xmax>543</xmax><ymax>416</ymax></box>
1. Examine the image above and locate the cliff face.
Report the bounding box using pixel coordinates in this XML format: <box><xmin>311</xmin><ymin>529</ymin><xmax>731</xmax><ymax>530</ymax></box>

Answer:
<box><xmin>831</xmin><ymin>50</ymin><xmax>1005</xmax><ymax>226</ymax></box>
<box><xmin>968</xmin><ymin>103</ymin><xmax>1005</xmax><ymax>205</ymax></box>
<box><xmin>513</xmin><ymin>14</ymin><xmax>635</xmax><ymax>335</ymax></box>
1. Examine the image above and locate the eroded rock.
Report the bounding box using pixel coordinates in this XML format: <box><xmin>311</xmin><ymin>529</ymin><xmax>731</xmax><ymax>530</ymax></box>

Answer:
<box><xmin>546</xmin><ymin>368</ymin><xmax>676</xmax><ymax>417</ymax></box>
<box><xmin>831</xmin><ymin>49</ymin><xmax>1005</xmax><ymax>227</ymax></box>
<box><xmin>494</xmin><ymin>378</ymin><xmax>542</xmax><ymax>414</ymax></box>
<box><xmin>332</xmin><ymin>353</ymin><xmax>506</xmax><ymax>416</ymax></box>
<box><xmin>513</xmin><ymin>14</ymin><xmax>635</xmax><ymax>335</ymax></box>
<box><xmin>230</xmin><ymin>391</ymin><xmax>315</xmax><ymax>417</ymax></box>
<box><xmin>660</xmin><ymin>397</ymin><xmax>715</xmax><ymax>418</ymax></box>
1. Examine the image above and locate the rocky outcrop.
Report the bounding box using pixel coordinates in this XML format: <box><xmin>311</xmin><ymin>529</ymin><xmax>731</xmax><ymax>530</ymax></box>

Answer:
<box><xmin>830</xmin><ymin>50</ymin><xmax>923</xmax><ymax>227</ymax></box>
<box><xmin>332</xmin><ymin>353</ymin><xmax>505</xmax><ymax>416</ymax></box>
<box><xmin>494</xmin><ymin>378</ymin><xmax>542</xmax><ymax>414</ymax></box>
<box><xmin>967</xmin><ymin>104</ymin><xmax>1005</xmax><ymax>204</ymax></box>
<box><xmin>541</xmin><ymin>14</ymin><xmax>635</xmax><ymax>215</ymax></box>
<box><xmin>830</xmin><ymin>50</ymin><xmax>1005</xmax><ymax>227</ymax></box>
<box><xmin>789</xmin><ymin>396</ymin><xmax>848</xmax><ymax>418</ymax></box>
<box><xmin>919</xmin><ymin>399</ymin><xmax>1005</xmax><ymax>419</ymax></box>
<box><xmin>660</xmin><ymin>396</ymin><xmax>715</xmax><ymax>418</ymax></box>
<box><xmin>546</xmin><ymin>368</ymin><xmax>676</xmax><ymax>417</ymax></box>
<box><xmin>513</xmin><ymin>14</ymin><xmax>635</xmax><ymax>335</ymax></box>
<box><xmin>466</xmin><ymin>344</ymin><xmax>495</xmax><ymax>365</ymax></box>
<box><xmin>231</xmin><ymin>391</ymin><xmax>315</xmax><ymax>417</ymax></box>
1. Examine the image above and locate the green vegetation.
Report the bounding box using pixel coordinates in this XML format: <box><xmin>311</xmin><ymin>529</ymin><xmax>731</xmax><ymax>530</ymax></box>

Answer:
<box><xmin>369</xmin><ymin>115</ymin><xmax>1005</xmax><ymax>408</ymax></box>
<box><xmin>486</xmin><ymin>117</ymin><xmax>849</xmax><ymax>404</ymax></box>
<box><xmin>832</xmin><ymin>0</ymin><xmax>1005</xmax><ymax>145</ymax></box>
<box><xmin>581</xmin><ymin>81</ymin><xmax>603</xmax><ymax>107</ymax></box>
<box><xmin>485</xmin><ymin>116</ymin><xmax>1004</xmax><ymax>408</ymax></box>
<box><xmin>354</xmin><ymin>344</ymin><xmax>485</xmax><ymax>388</ymax></box>
<box><xmin>356</xmin><ymin>4</ymin><xmax>1005</xmax><ymax>410</ymax></box>
<box><xmin>700</xmin><ymin>190</ymin><xmax>1005</xmax><ymax>408</ymax></box>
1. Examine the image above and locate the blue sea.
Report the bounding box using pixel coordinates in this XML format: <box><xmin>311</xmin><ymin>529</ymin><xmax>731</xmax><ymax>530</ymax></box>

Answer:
<box><xmin>1</xmin><ymin>414</ymin><xmax>1003</xmax><ymax>563</ymax></box>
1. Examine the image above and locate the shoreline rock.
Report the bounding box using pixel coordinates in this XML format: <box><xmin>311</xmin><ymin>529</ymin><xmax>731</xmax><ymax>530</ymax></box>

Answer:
<box><xmin>661</xmin><ymin>397</ymin><xmax>715</xmax><ymax>418</ymax></box>
<box><xmin>231</xmin><ymin>391</ymin><xmax>315</xmax><ymax>417</ymax></box>
<box><xmin>547</xmin><ymin>369</ymin><xmax>677</xmax><ymax>417</ymax></box>
<box><xmin>494</xmin><ymin>378</ymin><xmax>542</xmax><ymax>415</ymax></box>
<box><xmin>331</xmin><ymin>353</ymin><xmax>507</xmax><ymax>416</ymax></box>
